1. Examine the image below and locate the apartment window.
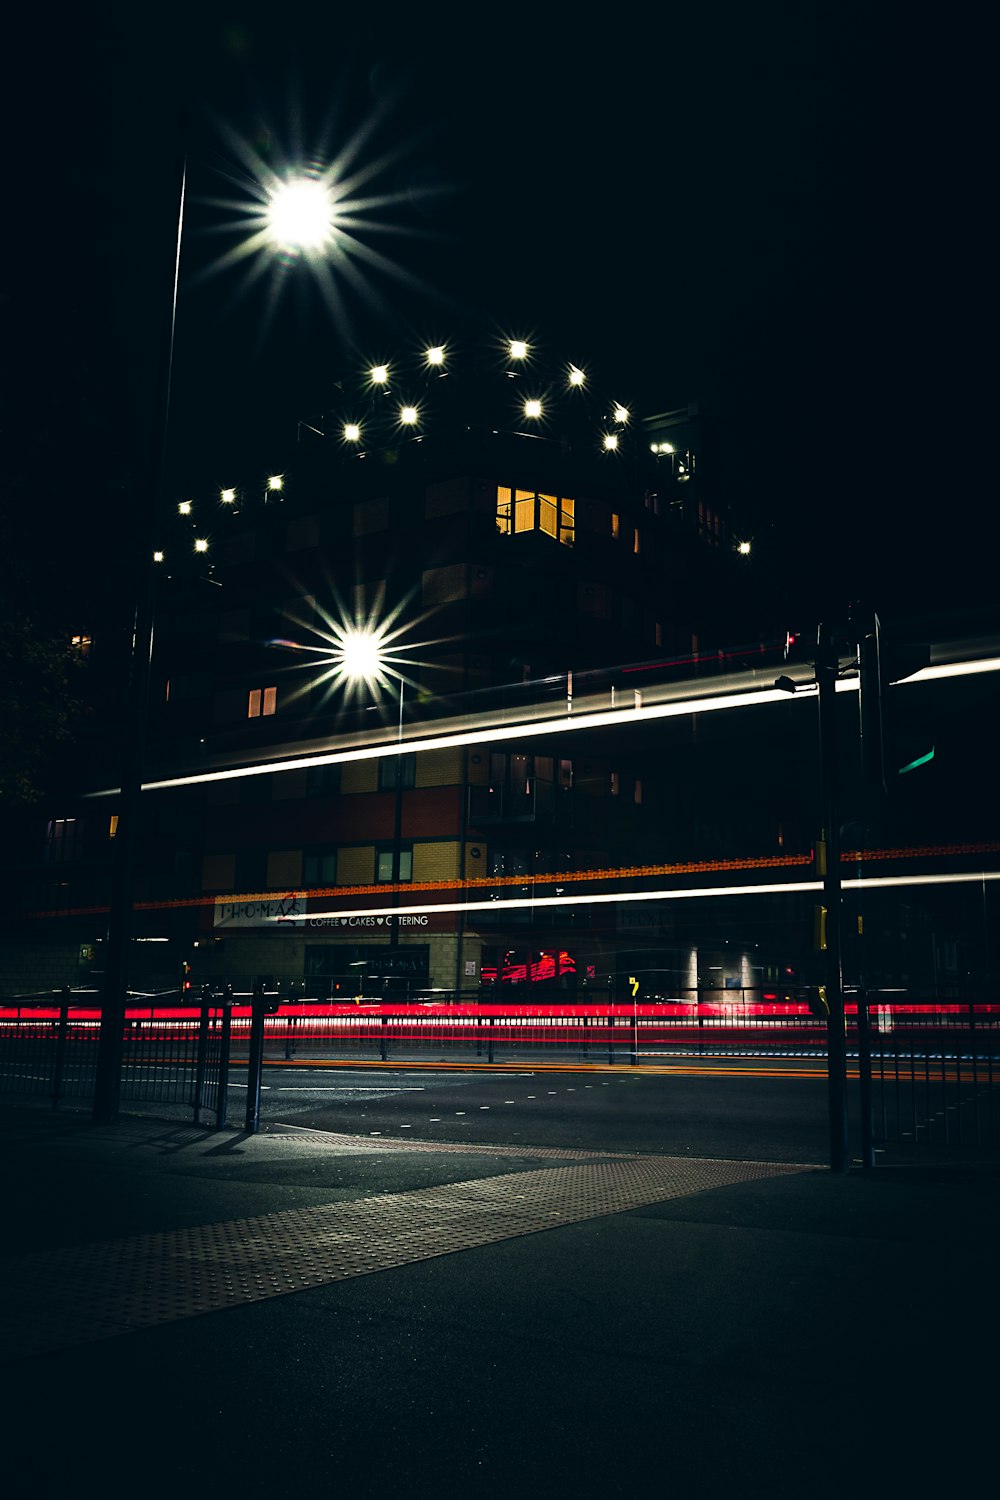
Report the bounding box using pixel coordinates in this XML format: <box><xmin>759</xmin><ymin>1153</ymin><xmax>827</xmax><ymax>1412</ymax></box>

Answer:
<box><xmin>45</xmin><ymin>818</ymin><xmax>78</xmax><ymax>863</ymax></box>
<box><xmin>379</xmin><ymin>753</ymin><xmax>416</xmax><ymax>791</ymax></box>
<box><xmin>303</xmin><ymin>850</ymin><xmax>338</xmax><ymax>886</ymax></box>
<box><xmin>377</xmin><ymin>846</ymin><xmax>413</xmax><ymax>882</ymax></box>
<box><xmin>247</xmin><ymin>685</ymin><xmax>277</xmax><ymax>718</ymax></box>
<box><xmin>307</xmin><ymin>764</ymin><xmax>341</xmax><ymax>797</ymax></box>
<box><xmin>496</xmin><ymin>486</ymin><xmax>574</xmax><ymax>546</ymax></box>
<box><xmin>234</xmin><ymin>852</ymin><xmax>267</xmax><ymax>891</ymax></box>
<box><xmin>611</xmin><ymin>512</ymin><xmax>620</xmax><ymax>539</ymax></box>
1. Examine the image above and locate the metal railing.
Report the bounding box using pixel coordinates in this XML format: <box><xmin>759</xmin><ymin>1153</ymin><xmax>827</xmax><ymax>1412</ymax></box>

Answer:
<box><xmin>0</xmin><ymin>989</ymin><xmax>233</xmax><ymax>1127</ymax></box>
<box><xmin>2</xmin><ymin>986</ymin><xmax>998</xmax><ymax>1146</ymax></box>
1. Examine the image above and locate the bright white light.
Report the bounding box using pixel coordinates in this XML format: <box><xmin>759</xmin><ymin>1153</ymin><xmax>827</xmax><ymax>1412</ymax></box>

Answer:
<box><xmin>343</xmin><ymin>423</ymin><xmax>361</xmax><ymax>442</ymax></box>
<box><xmin>194</xmin><ymin>538</ymin><xmax>209</xmax><ymax>554</ymax></box>
<box><xmin>613</xmin><ymin>404</ymin><xmax>630</xmax><ymax>424</ymax></box>
<box><xmin>738</xmin><ymin>541</ymin><xmax>752</xmax><ymax>555</ymax></box>
<box><xmin>153</xmin><ymin>551</ymin><xmax>165</xmax><ymax>563</ymax></box>
<box><xmin>652</xmin><ymin>441</ymin><xmax>674</xmax><ymax>454</ymax></box>
<box><xmin>266</xmin><ymin>177</ymin><xmax>336</xmax><ymax>251</ymax></box>
<box><xmin>509</xmin><ymin>340</ymin><xmax>528</xmax><ymax>359</ymax></box>
<box><xmin>400</xmin><ymin>405</ymin><xmax>419</xmax><ymax>425</ymax></box>
<box><xmin>425</xmin><ymin>346</ymin><xmax>445</xmax><ymax>366</ymax></box>
<box><xmin>603</xmin><ymin>433</ymin><xmax>619</xmax><ymax>451</ymax></box>
<box><xmin>337</xmin><ymin>628</ymin><xmax>386</xmax><ymax>682</ymax></box>
<box><xmin>568</xmin><ymin>366</ymin><xmax>585</xmax><ymax>387</ymax></box>
<box><xmin>178</xmin><ymin>501</ymin><xmax>192</xmax><ymax>515</ymax></box>
<box><xmin>524</xmin><ymin>398</ymin><xmax>542</xmax><ymax>419</ymax></box>
<box><xmin>370</xmin><ymin>364</ymin><xmax>389</xmax><ymax>384</ymax></box>
<box><xmin>220</xmin><ymin>488</ymin><xmax>237</xmax><ymax>504</ymax></box>
<box><xmin>267</xmin><ymin>475</ymin><xmax>284</xmax><ymax>492</ymax></box>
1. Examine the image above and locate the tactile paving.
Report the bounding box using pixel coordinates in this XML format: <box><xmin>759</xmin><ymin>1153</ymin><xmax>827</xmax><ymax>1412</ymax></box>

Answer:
<box><xmin>0</xmin><ymin>1146</ymin><xmax>806</xmax><ymax>1362</ymax></box>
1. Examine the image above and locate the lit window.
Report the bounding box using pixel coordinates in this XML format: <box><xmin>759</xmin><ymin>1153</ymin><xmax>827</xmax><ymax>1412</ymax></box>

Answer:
<box><xmin>70</xmin><ymin>634</ymin><xmax>92</xmax><ymax>657</ymax></box>
<box><xmin>248</xmin><ymin>686</ymin><xmax>277</xmax><ymax>718</ymax></box>
<box><xmin>515</xmin><ymin>489</ymin><xmax>534</xmax><ymax>533</ymax></box>
<box><xmin>108</xmin><ymin>815</ymin><xmax>119</xmax><ymax>838</ymax></box>
<box><xmin>497</xmin><ymin>486</ymin><xmax>574</xmax><ymax>547</ymax></box>
<box><xmin>633</xmin><ymin>528</ymin><xmax>641</xmax><ymax>555</ymax></box>
<box><xmin>611</xmin><ymin>513</ymin><xmax>620</xmax><ymax>539</ymax></box>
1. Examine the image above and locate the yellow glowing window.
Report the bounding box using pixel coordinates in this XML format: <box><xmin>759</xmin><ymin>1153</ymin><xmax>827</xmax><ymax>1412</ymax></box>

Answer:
<box><xmin>248</xmin><ymin>686</ymin><xmax>278</xmax><ymax>718</ymax></box>
<box><xmin>559</xmin><ymin>497</ymin><xmax>575</xmax><ymax>547</ymax></box>
<box><xmin>633</xmin><ymin>528</ymin><xmax>641</xmax><ymax>555</ymax></box>
<box><xmin>539</xmin><ymin>493</ymin><xmax>557</xmax><ymax>537</ymax></box>
<box><xmin>611</xmin><ymin>513</ymin><xmax>620</xmax><ymax>539</ymax></box>
<box><xmin>514</xmin><ymin>489</ymin><xmax>534</xmax><ymax>533</ymax></box>
<box><xmin>496</xmin><ymin>486</ymin><xmax>512</xmax><ymax>535</ymax></box>
<box><xmin>109</xmin><ymin>814</ymin><xmax>119</xmax><ymax>838</ymax></box>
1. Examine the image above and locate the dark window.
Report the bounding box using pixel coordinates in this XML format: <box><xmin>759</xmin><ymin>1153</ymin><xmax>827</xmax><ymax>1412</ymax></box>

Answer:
<box><xmin>379</xmin><ymin>753</ymin><xmax>416</xmax><ymax>790</ymax></box>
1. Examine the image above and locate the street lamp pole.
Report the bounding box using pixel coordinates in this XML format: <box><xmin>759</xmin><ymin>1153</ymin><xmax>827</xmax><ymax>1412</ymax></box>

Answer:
<box><xmin>93</xmin><ymin>154</ymin><xmax>188</xmax><ymax>1124</ymax></box>
<box><xmin>816</xmin><ymin>624</ymin><xmax>850</xmax><ymax>1173</ymax></box>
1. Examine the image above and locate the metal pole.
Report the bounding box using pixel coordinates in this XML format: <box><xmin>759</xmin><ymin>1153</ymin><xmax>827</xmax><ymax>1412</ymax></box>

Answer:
<box><xmin>93</xmin><ymin>153</ymin><xmax>187</xmax><ymax>1124</ymax></box>
<box><xmin>817</xmin><ymin>625</ymin><xmax>850</xmax><ymax>1172</ymax></box>
<box><xmin>245</xmin><ymin>984</ymin><xmax>265</xmax><ymax>1134</ymax></box>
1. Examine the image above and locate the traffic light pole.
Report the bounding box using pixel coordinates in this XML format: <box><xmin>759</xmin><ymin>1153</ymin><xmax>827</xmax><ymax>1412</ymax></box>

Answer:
<box><xmin>816</xmin><ymin>625</ymin><xmax>850</xmax><ymax>1173</ymax></box>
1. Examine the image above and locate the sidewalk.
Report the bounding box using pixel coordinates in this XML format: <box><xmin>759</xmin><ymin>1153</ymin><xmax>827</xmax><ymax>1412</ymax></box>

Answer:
<box><xmin>1</xmin><ymin>1099</ymin><xmax>996</xmax><ymax>1499</ymax></box>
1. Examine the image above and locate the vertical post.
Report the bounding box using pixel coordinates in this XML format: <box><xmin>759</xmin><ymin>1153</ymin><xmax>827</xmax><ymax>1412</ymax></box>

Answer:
<box><xmin>192</xmin><ymin>1001</ymin><xmax>210</xmax><ymax>1125</ymax></box>
<box><xmin>856</xmin><ymin>988</ymin><xmax>875</xmax><ymax>1168</ymax></box>
<box><xmin>53</xmin><ymin>987</ymin><xmax>70</xmax><ymax>1108</ymax></box>
<box><xmin>216</xmin><ymin>999</ymin><xmax>233</xmax><ymax>1130</ymax></box>
<box><xmin>93</xmin><ymin>152</ymin><xmax>188</xmax><ymax>1125</ymax></box>
<box><xmin>817</xmin><ymin>625</ymin><xmax>850</xmax><ymax>1173</ymax></box>
<box><xmin>245</xmin><ymin>984</ymin><xmax>265</xmax><ymax>1134</ymax></box>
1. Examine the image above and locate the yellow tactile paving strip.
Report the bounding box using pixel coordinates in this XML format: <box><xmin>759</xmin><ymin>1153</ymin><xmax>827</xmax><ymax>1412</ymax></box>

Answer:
<box><xmin>0</xmin><ymin>1145</ymin><xmax>807</xmax><ymax>1362</ymax></box>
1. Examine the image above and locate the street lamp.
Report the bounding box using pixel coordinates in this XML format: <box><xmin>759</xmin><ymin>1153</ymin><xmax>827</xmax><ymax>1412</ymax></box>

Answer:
<box><xmin>92</xmin><ymin>161</ymin><xmax>340</xmax><ymax>1124</ymax></box>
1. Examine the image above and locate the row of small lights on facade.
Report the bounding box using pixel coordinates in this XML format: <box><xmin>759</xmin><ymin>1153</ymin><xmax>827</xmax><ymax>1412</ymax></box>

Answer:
<box><xmin>354</xmin><ymin>342</ymin><xmax>638</xmax><ymax>450</ymax></box>
<box><xmin>156</xmin><ymin>338</ymin><xmax>751</xmax><ymax>561</ymax></box>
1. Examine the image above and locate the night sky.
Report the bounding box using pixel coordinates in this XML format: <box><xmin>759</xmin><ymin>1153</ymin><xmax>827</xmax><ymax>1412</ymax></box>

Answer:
<box><xmin>4</xmin><ymin>5</ymin><xmax>992</xmax><ymax>643</ymax></box>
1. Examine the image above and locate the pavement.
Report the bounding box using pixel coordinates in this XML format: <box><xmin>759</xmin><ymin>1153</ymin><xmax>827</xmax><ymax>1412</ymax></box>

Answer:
<box><xmin>1</xmin><ymin>1096</ymin><xmax>997</xmax><ymax>1500</ymax></box>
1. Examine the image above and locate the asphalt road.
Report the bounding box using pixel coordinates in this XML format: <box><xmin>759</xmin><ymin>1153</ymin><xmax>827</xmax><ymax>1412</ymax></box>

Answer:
<box><xmin>254</xmin><ymin>1062</ymin><xmax>835</xmax><ymax>1163</ymax></box>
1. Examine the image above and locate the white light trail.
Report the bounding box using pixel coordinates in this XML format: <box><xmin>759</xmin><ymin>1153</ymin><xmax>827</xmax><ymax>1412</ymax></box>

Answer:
<box><xmin>84</xmin><ymin>652</ymin><xmax>1000</xmax><ymax>798</ymax></box>
<box><xmin>293</xmin><ymin>869</ymin><xmax>1000</xmax><ymax>925</ymax></box>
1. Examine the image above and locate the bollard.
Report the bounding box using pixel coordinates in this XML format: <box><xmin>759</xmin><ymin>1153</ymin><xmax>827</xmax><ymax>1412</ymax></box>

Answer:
<box><xmin>217</xmin><ymin>1000</ymin><xmax>233</xmax><ymax>1129</ymax></box>
<box><xmin>192</xmin><ymin>1002</ymin><xmax>210</xmax><ymax>1124</ymax></box>
<box><xmin>245</xmin><ymin>985</ymin><xmax>266</xmax><ymax>1133</ymax></box>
